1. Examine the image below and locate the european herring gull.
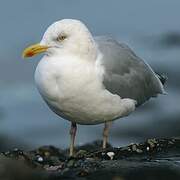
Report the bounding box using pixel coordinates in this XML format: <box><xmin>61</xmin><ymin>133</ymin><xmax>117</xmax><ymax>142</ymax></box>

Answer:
<box><xmin>22</xmin><ymin>19</ymin><xmax>166</xmax><ymax>156</ymax></box>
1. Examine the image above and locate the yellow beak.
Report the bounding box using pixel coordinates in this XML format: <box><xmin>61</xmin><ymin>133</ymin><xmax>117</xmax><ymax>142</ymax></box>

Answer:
<box><xmin>22</xmin><ymin>43</ymin><xmax>49</xmax><ymax>58</ymax></box>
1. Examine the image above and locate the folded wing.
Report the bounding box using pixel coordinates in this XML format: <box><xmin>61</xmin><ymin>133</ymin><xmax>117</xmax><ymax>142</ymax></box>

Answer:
<box><xmin>95</xmin><ymin>36</ymin><xmax>165</xmax><ymax>106</ymax></box>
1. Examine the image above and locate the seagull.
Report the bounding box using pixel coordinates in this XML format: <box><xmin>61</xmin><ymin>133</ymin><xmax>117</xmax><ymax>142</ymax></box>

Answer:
<box><xmin>22</xmin><ymin>19</ymin><xmax>166</xmax><ymax>156</ymax></box>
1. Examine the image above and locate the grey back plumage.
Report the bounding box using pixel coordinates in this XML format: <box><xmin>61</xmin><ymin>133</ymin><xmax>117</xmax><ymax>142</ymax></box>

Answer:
<box><xmin>95</xmin><ymin>36</ymin><xmax>165</xmax><ymax>106</ymax></box>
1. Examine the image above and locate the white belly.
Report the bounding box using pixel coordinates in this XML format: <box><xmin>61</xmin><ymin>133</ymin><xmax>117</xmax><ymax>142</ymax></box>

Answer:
<box><xmin>35</xmin><ymin>56</ymin><xmax>135</xmax><ymax>125</ymax></box>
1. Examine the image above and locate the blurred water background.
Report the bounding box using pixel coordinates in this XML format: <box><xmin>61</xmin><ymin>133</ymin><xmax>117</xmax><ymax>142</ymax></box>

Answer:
<box><xmin>0</xmin><ymin>0</ymin><xmax>179</xmax><ymax>151</ymax></box>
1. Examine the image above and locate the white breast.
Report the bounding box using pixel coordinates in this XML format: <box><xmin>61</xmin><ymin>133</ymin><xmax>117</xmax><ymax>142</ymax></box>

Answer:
<box><xmin>35</xmin><ymin>55</ymin><xmax>136</xmax><ymax>125</ymax></box>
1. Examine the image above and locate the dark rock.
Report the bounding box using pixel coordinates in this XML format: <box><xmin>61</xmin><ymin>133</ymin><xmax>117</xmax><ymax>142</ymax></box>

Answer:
<box><xmin>1</xmin><ymin>138</ymin><xmax>180</xmax><ymax>180</ymax></box>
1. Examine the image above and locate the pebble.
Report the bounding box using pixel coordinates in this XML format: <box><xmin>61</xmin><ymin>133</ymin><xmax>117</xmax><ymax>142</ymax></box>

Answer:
<box><xmin>147</xmin><ymin>139</ymin><xmax>157</xmax><ymax>148</ymax></box>
<box><xmin>37</xmin><ymin>156</ymin><xmax>44</xmax><ymax>162</ymax></box>
<box><xmin>76</xmin><ymin>150</ymin><xmax>87</xmax><ymax>158</ymax></box>
<box><xmin>132</xmin><ymin>144</ymin><xmax>137</xmax><ymax>151</ymax></box>
<box><xmin>107</xmin><ymin>152</ymin><xmax>115</xmax><ymax>160</ymax></box>
<box><xmin>136</xmin><ymin>149</ymin><xmax>143</xmax><ymax>153</ymax></box>
<box><xmin>67</xmin><ymin>159</ymin><xmax>75</xmax><ymax>167</ymax></box>
<box><xmin>45</xmin><ymin>165</ymin><xmax>63</xmax><ymax>171</ymax></box>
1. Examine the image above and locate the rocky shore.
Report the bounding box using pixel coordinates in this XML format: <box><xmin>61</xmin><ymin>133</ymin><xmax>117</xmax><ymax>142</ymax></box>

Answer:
<box><xmin>1</xmin><ymin>138</ymin><xmax>180</xmax><ymax>180</ymax></box>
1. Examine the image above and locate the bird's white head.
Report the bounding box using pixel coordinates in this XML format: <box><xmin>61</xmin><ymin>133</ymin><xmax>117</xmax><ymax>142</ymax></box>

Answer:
<box><xmin>23</xmin><ymin>19</ymin><xmax>97</xmax><ymax>60</ymax></box>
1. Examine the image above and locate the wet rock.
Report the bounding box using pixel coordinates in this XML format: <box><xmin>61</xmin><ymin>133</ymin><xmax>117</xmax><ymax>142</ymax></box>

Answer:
<box><xmin>1</xmin><ymin>138</ymin><xmax>180</xmax><ymax>180</ymax></box>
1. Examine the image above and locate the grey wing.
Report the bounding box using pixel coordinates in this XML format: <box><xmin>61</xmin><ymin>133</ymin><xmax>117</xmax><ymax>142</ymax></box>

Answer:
<box><xmin>95</xmin><ymin>36</ymin><xmax>165</xmax><ymax>106</ymax></box>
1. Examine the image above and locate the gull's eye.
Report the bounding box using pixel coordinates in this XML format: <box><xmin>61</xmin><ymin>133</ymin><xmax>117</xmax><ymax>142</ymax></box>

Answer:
<box><xmin>57</xmin><ymin>34</ymin><xmax>67</xmax><ymax>42</ymax></box>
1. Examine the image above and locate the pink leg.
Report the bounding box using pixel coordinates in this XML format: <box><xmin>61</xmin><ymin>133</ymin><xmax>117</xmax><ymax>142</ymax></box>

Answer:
<box><xmin>103</xmin><ymin>122</ymin><xmax>112</xmax><ymax>149</ymax></box>
<box><xmin>69</xmin><ymin>122</ymin><xmax>77</xmax><ymax>156</ymax></box>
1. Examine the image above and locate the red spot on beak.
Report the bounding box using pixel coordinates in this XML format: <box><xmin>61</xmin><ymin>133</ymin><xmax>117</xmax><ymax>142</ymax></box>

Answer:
<box><xmin>26</xmin><ymin>51</ymin><xmax>34</xmax><ymax>57</ymax></box>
